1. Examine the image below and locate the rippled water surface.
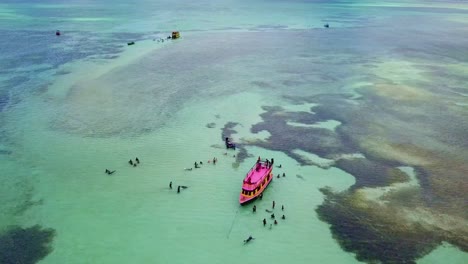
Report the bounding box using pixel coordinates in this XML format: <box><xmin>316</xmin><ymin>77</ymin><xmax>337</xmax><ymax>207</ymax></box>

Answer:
<box><xmin>1</xmin><ymin>1</ymin><xmax>467</xmax><ymax>263</ymax></box>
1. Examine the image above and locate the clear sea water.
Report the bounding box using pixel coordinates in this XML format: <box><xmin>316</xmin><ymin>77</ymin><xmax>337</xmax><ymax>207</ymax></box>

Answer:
<box><xmin>1</xmin><ymin>1</ymin><xmax>467</xmax><ymax>263</ymax></box>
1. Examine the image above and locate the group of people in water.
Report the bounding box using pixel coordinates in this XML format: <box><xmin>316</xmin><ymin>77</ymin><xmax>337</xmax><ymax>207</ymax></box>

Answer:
<box><xmin>128</xmin><ymin>157</ymin><xmax>140</xmax><ymax>167</ymax></box>
<box><xmin>169</xmin><ymin>181</ymin><xmax>189</xmax><ymax>193</ymax></box>
<box><xmin>277</xmin><ymin>172</ymin><xmax>286</xmax><ymax>178</ymax></box>
<box><xmin>153</xmin><ymin>35</ymin><xmax>174</xmax><ymax>43</ymax></box>
<box><xmin>104</xmin><ymin>157</ymin><xmax>140</xmax><ymax>175</ymax></box>
<box><xmin>253</xmin><ymin>200</ymin><xmax>286</xmax><ymax>230</ymax></box>
<box><xmin>185</xmin><ymin>157</ymin><xmax>218</xmax><ymax>171</ymax></box>
<box><xmin>174</xmin><ymin>157</ymin><xmax>220</xmax><ymax>192</ymax></box>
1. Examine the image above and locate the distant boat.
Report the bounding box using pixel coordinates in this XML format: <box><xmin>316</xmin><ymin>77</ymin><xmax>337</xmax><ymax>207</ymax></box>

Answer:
<box><xmin>239</xmin><ymin>159</ymin><xmax>273</xmax><ymax>205</ymax></box>
<box><xmin>225</xmin><ymin>137</ymin><xmax>236</xmax><ymax>149</ymax></box>
<box><xmin>172</xmin><ymin>31</ymin><xmax>180</xmax><ymax>39</ymax></box>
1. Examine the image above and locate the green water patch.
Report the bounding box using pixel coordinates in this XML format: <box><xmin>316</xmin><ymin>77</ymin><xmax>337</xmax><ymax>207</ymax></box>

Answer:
<box><xmin>0</xmin><ymin>225</ymin><xmax>55</xmax><ymax>264</ymax></box>
<box><xmin>0</xmin><ymin>157</ymin><xmax>44</xmax><ymax>228</ymax></box>
<box><xmin>419</xmin><ymin>242</ymin><xmax>468</xmax><ymax>264</ymax></box>
<box><xmin>4</xmin><ymin>87</ymin><xmax>359</xmax><ymax>263</ymax></box>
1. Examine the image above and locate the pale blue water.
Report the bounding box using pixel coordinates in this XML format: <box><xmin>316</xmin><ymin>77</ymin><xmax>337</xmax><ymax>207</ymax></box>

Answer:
<box><xmin>1</xmin><ymin>1</ymin><xmax>468</xmax><ymax>264</ymax></box>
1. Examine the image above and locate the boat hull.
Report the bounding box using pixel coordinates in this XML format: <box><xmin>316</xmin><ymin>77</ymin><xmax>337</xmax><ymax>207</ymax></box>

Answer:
<box><xmin>239</xmin><ymin>178</ymin><xmax>272</xmax><ymax>205</ymax></box>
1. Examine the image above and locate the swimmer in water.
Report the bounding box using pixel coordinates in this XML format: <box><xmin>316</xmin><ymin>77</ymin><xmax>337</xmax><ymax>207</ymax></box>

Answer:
<box><xmin>274</xmin><ymin>220</ymin><xmax>278</xmax><ymax>225</ymax></box>
<box><xmin>136</xmin><ymin>157</ymin><xmax>140</xmax><ymax>164</ymax></box>
<box><xmin>184</xmin><ymin>168</ymin><xmax>193</xmax><ymax>171</ymax></box>
<box><xmin>129</xmin><ymin>160</ymin><xmax>133</xmax><ymax>165</ymax></box>
<box><xmin>169</xmin><ymin>181</ymin><xmax>172</xmax><ymax>189</ymax></box>
<box><xmin>282</xmin><ymin>215</ymin><xmax>286</xmax><ymax>220</ymax></box>
<box><xmin>243</xmin><ymin>236</ymin><xmax>254</xmax><ymax>244</ymax></box>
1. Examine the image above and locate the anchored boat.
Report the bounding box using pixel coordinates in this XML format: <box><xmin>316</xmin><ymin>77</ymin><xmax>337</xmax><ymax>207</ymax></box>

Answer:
<box><xmin>172</xmin><ymin>31</ymin><xmax>180</xmax><ymax>39</ymax></box>
<box><xmin>239</xmin><ymin>158</ymin><xmax>274</xmax><ymax>205</ymax></box>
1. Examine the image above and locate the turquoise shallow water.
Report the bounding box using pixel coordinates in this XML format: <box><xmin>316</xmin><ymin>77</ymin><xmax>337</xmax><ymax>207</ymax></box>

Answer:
<box><xmin>1</xmin><ymin>1</ymin><xmax>468</xmax><ymax>264</ymax></box>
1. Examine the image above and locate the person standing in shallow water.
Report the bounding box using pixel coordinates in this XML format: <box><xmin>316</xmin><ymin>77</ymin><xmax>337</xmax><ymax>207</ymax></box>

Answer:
<box><xmin>177</xmin><ymin>186</ymin><xmax>180</xmax><ymax>193</ymax></box>
<box><xmin>253</xmin><ymin>205</ymin><xmax>256</xmax><ymax>213</ymax></box>
<box><xmin>169</xmin><ymin>181</ymin><xmax>172</xmax><ymax>189</ymax></box>
<box><xmin>136</xmin><ymin>157</ymin><xmax>140</xmax><ymax>164</ymax></box>
<box><xmin>263</xmin><ymin>218</ymin><xmax>267</xmax><ymax>226</ymax></box>
<box><xmin>272</xmin><ymin>200</ymin><xmax>275</xmax><ymax>209</ymax></box>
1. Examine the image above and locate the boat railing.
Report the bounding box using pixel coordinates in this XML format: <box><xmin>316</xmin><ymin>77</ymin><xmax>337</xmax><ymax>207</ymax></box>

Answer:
<box><xmin>243</xmin><ymin>161</ymin><xmax>272</xmax><ymax>185</ymax></box>
<box><xmin>248</xmin><ymin>161</ymin><xmax>273</xmax><ymax>173</ymax></box>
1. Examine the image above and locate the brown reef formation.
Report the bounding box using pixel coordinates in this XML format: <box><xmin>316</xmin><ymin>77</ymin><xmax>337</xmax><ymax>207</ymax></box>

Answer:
<box><xmin>246</xmin><ymin>74</ymin><xmax>468</xmax><ymax>262</ymax></box>
<box><xmin>0</xmin><ymin>225</ymin><xmax>55</xmax><ymax>264</ymax></box>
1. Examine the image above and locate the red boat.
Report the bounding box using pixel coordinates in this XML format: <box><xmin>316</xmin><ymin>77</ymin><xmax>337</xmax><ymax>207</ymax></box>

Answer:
<box><xmin>239</xmin><ymin>158</ymin><xmax>274</xmax><ymax>205</ymax></box>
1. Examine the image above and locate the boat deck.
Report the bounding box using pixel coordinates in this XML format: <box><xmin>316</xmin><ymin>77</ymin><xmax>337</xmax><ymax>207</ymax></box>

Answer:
<box><xmin>244</xmin><ymin>162</ymin><xmax>271</xmax><ymax>184</ymax></box>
